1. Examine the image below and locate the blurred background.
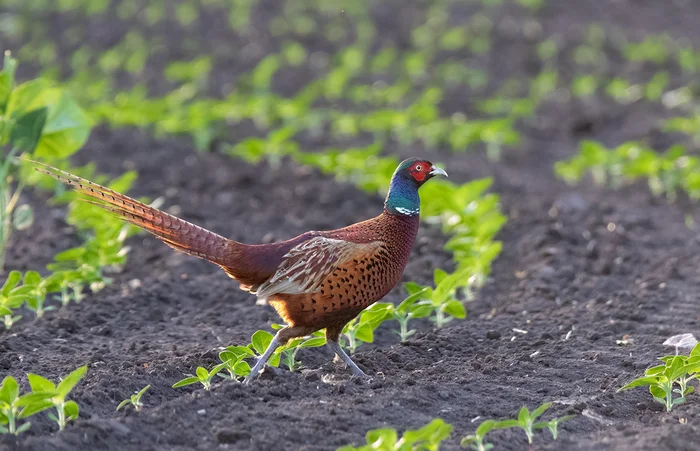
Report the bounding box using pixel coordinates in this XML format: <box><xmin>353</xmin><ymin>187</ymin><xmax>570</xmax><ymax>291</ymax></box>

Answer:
<box><xmin>3</xmin><ymin>0</ymin><xmax>700</xmax><ymax>170</ymax></box>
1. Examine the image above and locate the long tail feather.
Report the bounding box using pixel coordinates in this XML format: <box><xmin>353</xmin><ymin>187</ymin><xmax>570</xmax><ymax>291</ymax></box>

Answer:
<box><xmin>30</xmin><ymin>159</ymin><xmax>236</xmax><ymax>265</ymax></box>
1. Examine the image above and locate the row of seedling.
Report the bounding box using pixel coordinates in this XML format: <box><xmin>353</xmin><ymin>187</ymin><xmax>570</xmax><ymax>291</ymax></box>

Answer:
<box><xmin>0</xmin><ymin>365</ymin><xmax>87</xmax><ymax>435</ymax></box>
<box><xmin>12</xmin><ymin>0</ymin><xmax>534</xmax><ymax>159</ymax></box>
<box><xmin>555</xmin><ymin>140</ymin><xmax>700</xmax><ymax>202</ymax></box>
<box><xmin>1</xmin><ymin>53</ymin><xmax>141</xmax><ymax>328</ymax></box>
<box><xmin>338</xmin><ymin>402</ymin><xmax>573</xmax><ymax>451</ymax></box>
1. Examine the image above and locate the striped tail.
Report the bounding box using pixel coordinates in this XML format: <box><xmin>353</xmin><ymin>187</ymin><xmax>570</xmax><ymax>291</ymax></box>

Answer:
<box><xmin>31</xmin><ymin>160</ymin><xmax>237</xmax><ymax>266</ymax></box>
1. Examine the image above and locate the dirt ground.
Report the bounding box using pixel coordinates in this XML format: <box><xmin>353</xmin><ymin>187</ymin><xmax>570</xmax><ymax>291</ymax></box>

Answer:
<box><xmin>3</xmin><ymin>1</ymin><xmax>700</xmax><ymax>450</ymax></box>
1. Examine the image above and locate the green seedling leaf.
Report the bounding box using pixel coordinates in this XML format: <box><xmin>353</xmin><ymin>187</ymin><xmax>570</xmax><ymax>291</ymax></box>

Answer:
<box><xmin>195</xmin><ymin>367</ymin><xmax>208</xmax><ymax>381</ymax></box>
<box><xmin>27</xmin><ymin>374</ymin><xmax>55</xmax><ymax>393</ymax></box>
<box><xmin>2</xmin><ymin>271</ymin><xmax>21</xmax><ymax>296</ymax></box>
<box><xmin>461</xmin><ymin>419</ymin><xmax>498</xmax><ymax>450</ymax></box>
<box><xmin>34</xmin><ymin>91</ymin><xmax>91</xmax><ymax>159</ymax></box>
<box><xmin>531</xmin><ymin>402</ymin><xmax>552</xmax><ymax>420</ymax></box>
<box><xmin>410</xmin><ymin>302</ymin><xmax>434</xmax><ymax>319</ymax></box>
<box><xmin>63</xmin><ymin>401</ymin><xmax>79</xmax><ymax>421</ymax></box>
<box><xmin>396</xmin><ymin>287</ymin><xmax>430</xmax><ymax>314</ymax></box>
<box><xmin>17</xmin><ymin>399</ymin><xmax>53</xmax><ymax>418</ymax></box>
<box><xmin>172</xmin><ymin>377</ymin><xmax>200</xmax><ymax>388</ymax></box>
<box><xmin>0</xmin><ymin>376</ymin><xmax>19</xmax><ymax>403</ymax></box>
<box><xmin>619</xmin><ymin>376</ymin><xmax>663</xmax><ymax>391</ymax></box>
<box><xmin>298</xmin><ymin>337</ymin><xmax>326</xmax><ymax>349</ymax></box>
<box><xmin>443</xmin><ymin>299</ymin><xmax>466</xmax><ymax>319</ymax></box>
<box><xmin>56</xmin><ymin>365</ymin><xmax>87</xmax><ymax>398</ymax></box>
<box><xmin>251</xmin><ymin>330</ymin><xmax>274</xmax><ymax>355</ymax></box>
<box><xmin>12</xmin><ymin>204</ymin><xmax>34</xmax><ymax>231</ymax></box>
<box><xmin>10</xmin><ymin>108</ymin><xmax>47</xmax><ymax>151</ymax></box>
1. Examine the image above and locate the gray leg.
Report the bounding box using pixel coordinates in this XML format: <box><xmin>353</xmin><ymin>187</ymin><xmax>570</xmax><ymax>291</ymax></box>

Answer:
<box><xmin>244</xmin><ymin>335</ymin><xmax>280</xmax><ymax>385</ymax></box>
<box><xmin>326</xmin><ymin>339</ymin><xmax>370</xmax><ymax>379</ymax></box>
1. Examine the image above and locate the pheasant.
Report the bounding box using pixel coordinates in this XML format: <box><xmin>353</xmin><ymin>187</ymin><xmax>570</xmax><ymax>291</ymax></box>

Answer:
<box><xmin>33</xmin><ymin>157</ymin><xmax>447</xmax><ymax>382</ymax></box>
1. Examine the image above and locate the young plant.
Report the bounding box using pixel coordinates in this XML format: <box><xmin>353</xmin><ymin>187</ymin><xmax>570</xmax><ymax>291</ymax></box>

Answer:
<box><xmin>414</xmin><ymin>269</ymin><xmax>468</xmax><ymax>329</ymax></box>
<box><xmin>21</xmin><ymin>365</ymin><xmax>87</xmax><ymax>431</ymax></box>
<box><xmin>0</xmin><ymin>376</ymin><xmax>46</xmax><ymax>435</ymax></box>
<box><xmin>460</xmin><ymin>419</ymin><xmax>497</xmax><ymax>451</ymax></box>
<box><xmin>23</xmin><ymin>270</ymin><xmax>58</xmax><ymax>318</ymax></box>
<box><xmin>278</xmin><ymin>333</ymin><xmax>326</xmax><ymax>372</ymax></box>
<box><xmin>388</xmin><ymin>286</ymin><xmax>434</xmax><ymax>342</ymax></box>
<box><xmin>218</xmin><ymin>345</ymin><xmax>254</xmax><ymax>379</ymax></box>
<box><xmin>498</xmin><ymin>402</ymin><xmax>552</xmax><ymax>444</ymax></box>
<box><xmin>619</xmin><ymin>350</ymin><xmax>700</xmax><ymax>412</ymax></box>
<box><xmin>341</xmin><ymin>302</ymin><xmax>392</xmax><ymax>353</ymax></box>
<box><xmin>1</xmin><ymin>270</ymin><xmax>34</xmax><ymax>328</ymax></box>
<box><xmin>172</xmin><ymin>363</ymin><xmax>227</xmax><ymax>391</ymax></box>
<box><xmin>263</xmin><ymin>325</ymin><xmax>327</xmax><ymax>372</ymax></box>
<box><xmin>116</xmin><ymin>385</ymin><xmax>151</xmax><ymax>412</ymax></box>
<box><xmin>338</xmin><ymin>418</ymin><xmax>452</xmax><ymax>451</ymax></box>
<box><xmin>538</xmin><ymin>415</ymin><xmax>574</xmax><ymax>440</ymax></box>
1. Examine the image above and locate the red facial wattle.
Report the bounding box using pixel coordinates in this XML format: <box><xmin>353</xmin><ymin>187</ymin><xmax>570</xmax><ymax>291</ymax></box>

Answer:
<box><xmin>410</xmin><ymin>162</ymin><xmax>430</xmax><ymax>182</ymax></box>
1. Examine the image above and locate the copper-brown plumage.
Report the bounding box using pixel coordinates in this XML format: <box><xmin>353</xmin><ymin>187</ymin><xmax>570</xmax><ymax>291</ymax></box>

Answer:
<box><xmin>32</xmin><ymin>157</ymin><xmax>447</xmax><ymax>381</ymax></box>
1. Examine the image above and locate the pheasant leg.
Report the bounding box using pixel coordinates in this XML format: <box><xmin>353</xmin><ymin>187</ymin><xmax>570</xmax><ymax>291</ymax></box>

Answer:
<box><xmin>244</xmin><ymin>335</ymin><xmax>280</xmax><ymax>384</ymax></box>
<box><xmin>326</xmin><ymin>339</ymin><xmax>370</xmax><ymax>379</ymax></box>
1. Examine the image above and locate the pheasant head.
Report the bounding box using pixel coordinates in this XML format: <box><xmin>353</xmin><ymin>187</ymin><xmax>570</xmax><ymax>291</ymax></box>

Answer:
<box><xmin>384</xmin><ymin>158</ymin><xmax>448</xmax><ymax>216</ymax></box>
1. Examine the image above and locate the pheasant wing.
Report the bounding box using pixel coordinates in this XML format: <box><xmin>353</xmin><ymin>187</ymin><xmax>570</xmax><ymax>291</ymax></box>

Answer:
<box><xmin>255</xmin><ymin>237</ymin><xmax>382</xmax><ymax>299</ymax></box>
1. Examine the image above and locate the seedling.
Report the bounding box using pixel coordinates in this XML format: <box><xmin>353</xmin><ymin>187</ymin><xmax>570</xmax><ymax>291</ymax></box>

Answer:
<box><xmin>278</xmin><ymin>334</ymin><xmax>326</xmax><ymax>372</ymax></box>
<box><xmin>460</xmin><ymin>419</ymin><xmax>497</xmax><ymax>451</ymax></box>
<box><xmin>461</xmin><ymin>403</ymin><xmax>573</xmax><ymax>448</ymax></box>
<box><xmin>341</xmin><ymin>303</ymin><xmax>392</xmax><ymax>353</ymax></box>
<box><xmin>266</xmin><ymin>325</ymin><xmax>327</xmax><ymax>371</ymax></box>
<box><xmin>21</xmin><ymin>365</ymin><xmax>87</xmax><ymax>431</ymax></box>
<box><xmin>116</xmin><ymin>385</ymin><xmax>151</xmax><ymax>412</ymax></box>
<box><xmin>389</xmin><ymin>286</ymin><xmax>434</xmax><ymax>342</ymax></box>
<box><xmin>619</xmin><ymin>353</ymin><xmax>700</xmax><ymax>412</ymax></box>
<box><xmin>218</xmin><ymin>346</ymin><xmax>254</xmax><ymax>379</ymax></box>
<box><xmin>338</xmin><ymin>418</ymin><xmax>452</xmax><ymax>451</ymax></box>
<box><xmin>421</xmin><ymin>269</ymin><xmax>469</xmax><ymax>329</ymax></box>
<box><xmin>538</xmin><ymin>415</ymin><xmax>574</xmax><ymax>440</ymax></box>
<box><xmin>23</xmin><ymin>271</ymin><xmax>58</xmax><ymax>318</ymax></box>
<box><xmin>1</xmin><ymin>270</ymin><xmax>34</xmax><ymax>328</ymax></box>
<box><xmin>498</xmin><ymin>402</ymin><xmax>553</xmax><ymax>444</ymax></box>
<box><xmin>172</xmin><ymin>363</ymin><xmax>227</xmax><ymax>390</ymax></box>
<box><xmin>0</xmin><ymin>376</ymin><xmax>48</xmax><ymax>435</ymax></box>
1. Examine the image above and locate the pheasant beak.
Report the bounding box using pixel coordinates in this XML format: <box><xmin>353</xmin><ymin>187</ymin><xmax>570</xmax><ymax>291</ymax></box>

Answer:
<box><xmin>429</xmin><ymin>165</ymin><xmax>448</xmax><ymax>178</ymax></box>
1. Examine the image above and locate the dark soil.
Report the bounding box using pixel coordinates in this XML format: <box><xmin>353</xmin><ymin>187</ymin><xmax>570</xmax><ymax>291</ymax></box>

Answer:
<box><xmin>3</xmin><ymin>1</ymin><xmax>700</xmax><ymax>450</ymax></box>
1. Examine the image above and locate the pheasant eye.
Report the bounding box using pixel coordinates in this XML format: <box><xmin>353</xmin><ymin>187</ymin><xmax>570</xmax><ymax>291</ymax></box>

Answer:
<box><xmin>415</xmin><ymin>164</ymin><xmax>422</xmax><ymax>171</ymax></box>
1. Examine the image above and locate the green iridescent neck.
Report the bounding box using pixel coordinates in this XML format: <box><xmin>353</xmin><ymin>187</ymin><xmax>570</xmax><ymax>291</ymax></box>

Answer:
<box><xmin>384</xmin><ymin>176</ymin><xmax>420</xmax><ymax>216</ymax></box>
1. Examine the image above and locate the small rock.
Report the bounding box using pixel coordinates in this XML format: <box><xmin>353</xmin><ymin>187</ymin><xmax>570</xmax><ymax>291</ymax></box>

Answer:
<box><xmin>216</xmin><ymin>429</ymin><xmax>251</xmax><ymax>444</ymax></box>
<box><xmin>486</xmin><ymin>330</ymin><xmax>501</xmax><ymax>340</ymax></box>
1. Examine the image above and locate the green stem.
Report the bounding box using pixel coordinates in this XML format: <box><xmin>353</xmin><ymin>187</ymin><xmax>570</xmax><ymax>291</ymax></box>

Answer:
<box><xmin>0</xmin><ymin>146</ymin><xmax>22</xmax><ymax>272</ymax></box>
<box><xmin>57</xmin><ymin>403</ymin><xmax>66</xmax><ymax>431</ymax></box>
<box><xmin>8</xmin><ymin>411</ymin><xmax>15</xmax><ymax>434</ymax></box>
<box><xmin>399</xmin><ymin>318</ymin><xmax>409</xmax><ymax>342</ymax></box>
<box><xmin>665</xmin><ymin>381</ymin><xmax>674</xmax><ymax>412</ymax></box>
<box><xmin>435</xmin><ymin>308</ymin><xmax>445</xmax><ymax>328</ymax></box>
<box><xmin>346</xmin><ymin>332</ymin><xmax>357</xmax><ymax>354</ymax></box>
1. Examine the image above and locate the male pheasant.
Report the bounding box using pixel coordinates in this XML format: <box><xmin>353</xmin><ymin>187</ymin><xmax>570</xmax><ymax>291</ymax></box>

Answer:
<box><xmin>34</xmin><ymin>158</ymin><xmax>447</xmax><ymax>382</ymax></box>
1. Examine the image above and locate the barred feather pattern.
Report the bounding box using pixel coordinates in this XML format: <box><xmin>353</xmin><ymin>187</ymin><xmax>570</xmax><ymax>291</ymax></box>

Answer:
<box><xmin>32</xmin><ymin>161</ymin><xmax>236</xmax><ymax>266</ymax></box>
<box><xmin>255</xmin><ymin>237</ymin><xmax>382</xmax><ymax>300</ymax></box>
